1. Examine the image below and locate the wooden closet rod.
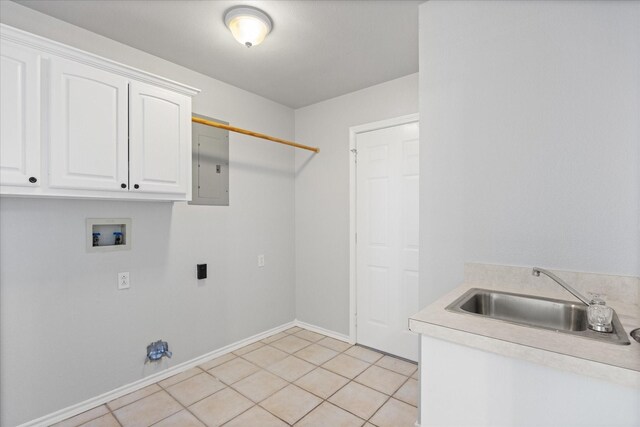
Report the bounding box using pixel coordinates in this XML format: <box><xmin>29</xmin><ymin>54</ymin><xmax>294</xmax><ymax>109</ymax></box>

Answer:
<box><xmin>192</xmin><ymin>117</ymin><xmax>320</xmax><ymax>153</ymax></box>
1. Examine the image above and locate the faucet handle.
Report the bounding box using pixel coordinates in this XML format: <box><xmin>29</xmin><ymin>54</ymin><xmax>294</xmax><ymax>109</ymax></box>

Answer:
<box><xmin>587</xmin><ymin>292</ymin><xmax>607</xmax><ymax>304</ymax></box>
<box><xmin>587</xmin><ymin>296</ymin><xmax>613</xmax><ymax>333</ymax></box>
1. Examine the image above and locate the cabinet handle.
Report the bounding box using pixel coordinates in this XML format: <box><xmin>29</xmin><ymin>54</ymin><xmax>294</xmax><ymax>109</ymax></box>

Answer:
<box><xmin>134</xmin><ymin>184</ymin><xmax>140</xmax><ymax>189</ymax></box>
<box><xmin>121</xmin><ymin>183</ymin><xmax>127</xmax><ymax>189</ymax></box>
<box><xmin>29</xmin><ymin>177</ymin><xmax>37</xmax><ymax>183</ymax></box>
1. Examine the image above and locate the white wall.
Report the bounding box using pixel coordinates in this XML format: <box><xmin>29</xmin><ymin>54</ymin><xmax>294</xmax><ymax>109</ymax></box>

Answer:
<box><xmin>294</xmin><ymin>74</ymin><xmax>418</xmax><ymax>335</ymax></box>
<box><xmin>419</xmin><ymin>0</ymin><xmax>640</xmax><ymax>307</ymax></box>
<box><xmin>0</xmin><ymin>3</ymin><xmax>295</xmax><ymax>426</ymax></box>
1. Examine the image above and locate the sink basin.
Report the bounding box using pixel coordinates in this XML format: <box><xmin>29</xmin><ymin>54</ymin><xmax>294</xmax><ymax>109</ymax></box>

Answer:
<box><xmin>446</xmin><ymin>288</ymin><xmax>630</xmax><ymax>345</ymax></box>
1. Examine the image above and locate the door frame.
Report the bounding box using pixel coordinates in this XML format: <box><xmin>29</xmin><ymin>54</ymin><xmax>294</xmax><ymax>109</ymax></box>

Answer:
<box><xmin>348</xmin><ymin>113</ymin><xmax>419</xmax><ymax>344</ymax></box>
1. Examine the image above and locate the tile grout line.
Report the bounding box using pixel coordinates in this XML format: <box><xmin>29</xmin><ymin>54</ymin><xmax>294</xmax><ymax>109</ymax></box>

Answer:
<box><xmin>164</xmin><ymin>368</ymin><xmax>260</xmax><ymax>426</ymax></box>
<box><xmin>168</xmin><ymin>337</ymin><xmax>313</xmax><ymax>426</ymax></box>
<box><xmin>366</xmin><ymin>374</ymin><xmax>415</xmax><ymax>425</ymax></box>
<box><xmin>236</xmin><ymin>338</ymin><xmax>329</xmax><ymax>425</ymax></box>
<box><xmin>361</xmin><ymin>364</ymin><xmax>418</xmax><ymax>426</ymax></box>
<box><xmin>50</xmin><ymin>406</ymin><xmax>109</xmax><ymax>427</ymax></box>
<box><xmin>188</xmin><ymin>337</ymin><xmax>411</xmax><ymax>426</ymax></box>
<box><xmin>220</xmin><ymin>336</ymin><xmax>360</xmax><ymax>425</ymax></box>
<box><xmin>253</xmin><ymin>338</ymin><xmax>414</xmax><ymax>425</ymax></box>
<box><xmin>300</xmin><ymin>342</ymin><xmax>417</xmax><ymax>426</ymax></box>
<box><xmin>150</xmin><ymin>368</ymin><xmax>207</xmax><ymax>427</ymax></box>
<box><xmin>391</xmin><ymin>374</ymin><xmax>417</xmax><ymax>407</ymax></box>
<box><xmin>109</xmin><ymin>389</ymin><xmax>167</xmax><ymax>425</ymax></box>
<box><xmin>108</xmin><ymin>408</ymin><xmax>124</xmax><ymax>427</ymax></box>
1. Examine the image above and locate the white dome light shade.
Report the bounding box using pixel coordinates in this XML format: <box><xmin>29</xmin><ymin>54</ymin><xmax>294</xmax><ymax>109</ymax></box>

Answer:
<box><xmin>224</xmin><ymin>6</ymin><xmax>272</xmax><ymax>48</ymax></box>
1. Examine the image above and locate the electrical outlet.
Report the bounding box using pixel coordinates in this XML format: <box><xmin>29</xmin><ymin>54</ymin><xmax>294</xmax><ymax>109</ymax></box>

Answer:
<box><xmin>118</xmin><ymin>272</ymin><xmax>130</xmax><ymax>290</ymax></box>
<box><xmin>258</xmin><ymin>254</ymin><xmax>265</xmax><ymax>267</ymax></box>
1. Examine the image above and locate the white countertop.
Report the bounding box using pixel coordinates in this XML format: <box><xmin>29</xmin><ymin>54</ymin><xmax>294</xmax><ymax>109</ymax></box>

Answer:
<box><xmin>409</xmin><ymin>264</ymin><xmax>640</xmax><ymax>388</ymax></box>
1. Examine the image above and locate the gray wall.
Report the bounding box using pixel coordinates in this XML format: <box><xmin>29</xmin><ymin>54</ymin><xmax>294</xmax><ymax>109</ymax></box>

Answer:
<box><xmin>0</xmin><ymin>3</ymin><xmax>296</xmax><ymax>426</ymax></box>
<box><xmin>419</xmin><ymin>0</ymin><xmax>640</xmax><ymax>307</ymax></box>
<box><xmin>294</xmin><ymin>74</ymin><xmax>419</xmax><ymax>335</ymax></box>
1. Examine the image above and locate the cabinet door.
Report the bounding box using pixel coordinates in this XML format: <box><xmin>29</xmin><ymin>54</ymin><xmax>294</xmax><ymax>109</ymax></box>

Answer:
<box><xmin>129</xmin><ymin>81</ymin><xmax>190</xmax><ymax>195</ymax></box>
<box><xmin>49</xmin><ymin>57</ymin><xmax>129</xmax><ymax>191</ymax></box>
<box><xmin>0</xmin><ymin>41</ymin><xmax>41</xmax><ymax>187</ymax></box>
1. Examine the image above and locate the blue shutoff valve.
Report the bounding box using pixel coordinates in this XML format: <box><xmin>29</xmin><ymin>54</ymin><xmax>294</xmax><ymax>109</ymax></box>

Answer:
<box><xmin>146</xmin><ymin>340</ymin><xmax>172</xmax><ymax>362</ymax></box>
<box><xmin>113</xmin><ymin>231</ymin><xmax>123</xmax><ymax>245</ymax></box>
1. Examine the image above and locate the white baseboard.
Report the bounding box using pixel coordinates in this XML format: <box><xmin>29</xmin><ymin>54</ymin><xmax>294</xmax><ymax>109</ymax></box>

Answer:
<box><xmin>294</xmin><ymin>319</ymin><xmax>353</xmax><ymax>343</ymax></box>
<box><xmin>18</xmin><ymin>319</ymin><xmax>350</xmax><ymax>427</ymax></box>
<box><xmin>18</xmin><ymin>320</ymin><xmax>296</xmax><ymax>427</ymax></box>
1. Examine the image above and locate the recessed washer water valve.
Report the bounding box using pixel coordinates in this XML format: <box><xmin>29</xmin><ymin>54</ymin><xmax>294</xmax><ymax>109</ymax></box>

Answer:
<box><xmin>113</xmin><ymin>231</ymin><xmax>123</xmax><ymax>245</ymax></box>
<box><xmin>146</xmin><ymin>340</ymin><xmax>172</xmax><ymax>362</ymax></box>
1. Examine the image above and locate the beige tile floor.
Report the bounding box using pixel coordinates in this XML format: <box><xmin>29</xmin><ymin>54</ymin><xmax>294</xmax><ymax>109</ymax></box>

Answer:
<box><xmin>53</xmin><ymin>327</ymin><xmax>419</xmax><ymax>427</ymax></box>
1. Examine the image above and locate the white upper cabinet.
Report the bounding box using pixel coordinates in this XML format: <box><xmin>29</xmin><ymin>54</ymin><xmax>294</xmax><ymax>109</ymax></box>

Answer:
<box><xmin>0</xmin><ymin>24</ymin><xmax>200</xmax><ymax>201</ymax></box>
<box><xmin>0</xmin><ymin>40</ymin><xmax>41</xmax><ymax>187</ymax></box>
<box><xmin>49</xmin><ymin>57</ymin><xmax>129</xmax><ymax>191</ymax></box>
<box><xmin>129</xmin><ymin>82</ymin><xmax>190</xmax><ymax>195</ymax></box>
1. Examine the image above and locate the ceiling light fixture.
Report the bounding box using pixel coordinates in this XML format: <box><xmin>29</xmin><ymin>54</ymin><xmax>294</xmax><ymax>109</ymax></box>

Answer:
<box><xmin>224</xmin><ymin>6</ymin><xmax>272</xmax><ymax>48</ymax></box>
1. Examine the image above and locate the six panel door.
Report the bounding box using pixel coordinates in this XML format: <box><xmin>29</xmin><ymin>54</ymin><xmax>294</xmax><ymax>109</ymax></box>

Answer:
<box><xmin>128</xmin><ymin>81</ymin><xmax>190</xmax><ymax>195</ymax></box>
<box><xmin>356</xmin><ymin>121</ymin><xmax>420</xmax><ymax>361</ymax></box>
<box><xmin>48</xmin><ymin>56</ymin><xmax>129</xmax><ymax>191</ymax></box>
<box><xmin>0</xmin><ymin>41</ymin><xmax>41</xmax><ymax>187</ymax></box>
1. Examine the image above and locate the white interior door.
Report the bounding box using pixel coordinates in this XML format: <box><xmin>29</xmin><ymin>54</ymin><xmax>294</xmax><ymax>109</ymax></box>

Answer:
<box><xmin>356</xmin><ymin>120</ymin><xmax>419</xmax><ymax>361</ymax></box>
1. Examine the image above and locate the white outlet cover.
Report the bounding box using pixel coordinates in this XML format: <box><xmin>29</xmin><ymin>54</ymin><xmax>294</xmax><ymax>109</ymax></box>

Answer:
<box><xmin>258</xmin><ymin>255</ymin><xmax>265</xmax><ymax>267</ymax></box>
<box><xmin>118</xmin><ymin>272</ymin><xmax>130</xmax><ymax>290</ymax></box>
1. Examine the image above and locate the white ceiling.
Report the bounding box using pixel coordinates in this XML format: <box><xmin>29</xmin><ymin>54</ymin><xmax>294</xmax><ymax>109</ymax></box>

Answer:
<box><xmin>15</xmin><ymin>0</ymin><xmax>422</xmax><ymax>109</ymax></box>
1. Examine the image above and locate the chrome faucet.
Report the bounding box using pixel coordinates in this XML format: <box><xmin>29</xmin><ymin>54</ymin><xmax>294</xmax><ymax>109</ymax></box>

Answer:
<box><xmin>531</xmin><ymin>267</ymin><xmax>591</xmax><ymax>306</ymax></box>
<box><xmin>532</xmin><ymin>267</ymin><xmax>615</xmax><ymax>333</ymax></box>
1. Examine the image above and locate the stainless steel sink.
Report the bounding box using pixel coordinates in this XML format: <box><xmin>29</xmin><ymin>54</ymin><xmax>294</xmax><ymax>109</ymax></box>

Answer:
<box><xmin>446</xmin><ymin>288</ymin><xmax>630</xmax><ymax>345</ymax></box>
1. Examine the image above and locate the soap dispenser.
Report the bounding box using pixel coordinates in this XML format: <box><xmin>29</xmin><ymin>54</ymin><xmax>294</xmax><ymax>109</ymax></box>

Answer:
<box><xmin>587</xmin><ymin>294</ymin><xmax>613</xmax><ymax>333</ymax></box>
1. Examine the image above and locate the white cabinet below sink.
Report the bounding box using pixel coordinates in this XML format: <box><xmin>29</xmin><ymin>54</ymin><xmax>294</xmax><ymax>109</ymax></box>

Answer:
<box><xmin>418</xmin><ymin>335</ymin><xmax>639</xmax><ymax>427</ymax></box>
<box><xmin>0</xmin><ymin>24</ymin><xmax>200</xmax><ymax>201</ymax></box>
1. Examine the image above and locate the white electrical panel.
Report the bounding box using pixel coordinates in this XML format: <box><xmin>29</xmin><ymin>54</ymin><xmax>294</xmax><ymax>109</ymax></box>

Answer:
<box><xmin>190</xmin><ymin>114</ymin><xmax>229</xmax><ymax>206</ymax></box>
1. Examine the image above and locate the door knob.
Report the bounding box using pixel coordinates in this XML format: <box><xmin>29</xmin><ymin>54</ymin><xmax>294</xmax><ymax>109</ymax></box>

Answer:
<box><xmin>121</xmin><ymin>183</ymin><xmax>127</xmax><ymax>189</ymax></box>
<box><xmin>28</xmin><ymin>177</ymin><xmax>37</xmax><ymax>183</ymax></box>
<box><xmin>134</xmin><ymin>184</ymin><xmax>139</xmax><ymax>189</ymax></box>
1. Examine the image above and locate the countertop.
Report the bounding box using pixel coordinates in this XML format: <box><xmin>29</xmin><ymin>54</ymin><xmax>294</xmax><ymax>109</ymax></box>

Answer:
<box><xmin>409</xmin><ymin>264</ymin><xmax>640</xmax><ymax>388</ymax></box>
